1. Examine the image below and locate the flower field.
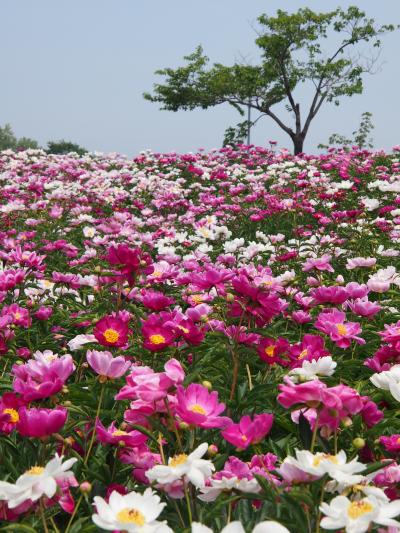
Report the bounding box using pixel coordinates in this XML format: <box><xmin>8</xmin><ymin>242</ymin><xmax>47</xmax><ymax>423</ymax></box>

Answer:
<box><xmin>1</xmin><ymin>144</ymin><xmax>400</xmax><ymax>532</ymax></box>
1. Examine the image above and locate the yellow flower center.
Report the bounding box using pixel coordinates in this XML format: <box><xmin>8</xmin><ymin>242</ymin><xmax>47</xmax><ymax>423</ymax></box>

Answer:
<box><xmin>241</xmin><ymin>434</ymin><xmax>248</xmax><ymax>442</ymax></box>
<box><xmin>191</xmin><ymin>295</ymin><xmax>204</xmax><ymax>304</ymax></box>
<box><xmin>14</xmin><ymin>312</ymin><xmax>21</xmax><ymax>320</ymax></box>
<box><xmin>337</xmin><ymin>324</ymin><xmax>348</xmax><ymax>336</ymax></box>
<box><xmin>26</xmin><ymin>466</ymin><xmax>45</xmax><ymax>476</ymax></box>
<box><xmin>169</xmin><ymin>453</ymin><xmax>188</xmax><ymax>467</ymax></box>
<box><xmin>397</xmin><ymin>437</ymin><xmax>400</xmax><ymax>444</ymax></box>
<box><xmin>112</xmin><ymin>430</ymin><xmax>128</xmax><ymax>437</ymax></box>
<box><xmin>265</xmin><ymin>345</ymin><xmax>275</xmax><ymax>357</ymax></box>
<box><xmin>177</xmin><ymin>325</ymin><xmax>190</xmax><ymax>334</ymax></box>
<box><xmin>347</xmin><ymin>500</ymin><xmax>374</xmax><ymax>519</ymax></box>
<box><xmin>298</xmin><ymin>349</ymin><xmax>308</xmax><ymax>360</ymax></box>
<box><xmin>116</xmin><ymin>508</ymin><xmax>145</xmax><ymax>525</ymax></box>
<box><xmin>103</xmin><ymin>328</ymin><xmax>120</xmax><ymax>344</ymax></box>
<box><xmin>190</xmin><ymin>404</ymin><xmax>206</xmax><ymax>415</ymax></box>
<box><xmin>152</xmin><ymin>270</ymin><xmax>162</xmax><ymax>278</ymax></box>
<box><xmin>312</xmin><ymin>454</ymin><xmax>339</xmax><ymax>467</ymax></box>
<box><xmin>149</xmin><ymin>334</ymin><xmax>166</xmax><ymax>345</ymax></box>
<box><xmin>3</xmin><ymin>408</ymin><xmax>19</xmax><ymax>424</ymax></box>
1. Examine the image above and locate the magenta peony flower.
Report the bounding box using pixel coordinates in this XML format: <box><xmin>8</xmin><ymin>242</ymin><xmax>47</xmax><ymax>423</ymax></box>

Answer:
<box><xmin>86</xmin><ymin>350</ymin><xmax>130</xmax><ymax>379</ymax></box>
<box><xmin>35</xmin><ymin>306</ymin><xmax>53</xmax><ymax>320</ymax></box>
<box><xmin>380</xmin><ymin>435</ymin><xmax>400</xmax><ymax>453</ymax></box>
<box><xmin>12</xmin><ymin>352</ymin><xmax>75</xmax><ymax>401</ymax></box>
<box><xmin>141</xmin><ymin>289</ymin><xmax>175</xmax><ymax>311</ymax></box>
<box><xmin>1</xmin><ymin>304</ymin><xmax>31</xmax><ymax>328</ymax></box>
<box><xmin>314</xmin><ymin>309</ymin><xmax>365</xmax><ymax>348</ymax></box>
<box><xmin>17</xmin><ymin>407</ymin><xmax>68</xmax><ymax>437</ymax></box>
<box><xmin>95</xmin><ymin>419</ymin><xmax>148</xmax><ymax>448</ymax></box>
<box><xmin>278</xmin><ymin>378</ymin><xmax>340</xmax><ymax>410</ymax></box>
<box><xmin>221</xmin><ymin>413</ymin><xmax>273</xmax><ymax>449</ymax></box>
<box><xmin>175</xmin><ymin>384</ymin><xmax>231</xmax><ymax>429</ymax></box>
<box><xmin>311</xmin><ymin>286</ymin><xmax>349</xmax><ymax>305</ymax></box>
<box><xmin>0</xmin><ymin>393</ymin><xmax>25</xmax><ymax>434</ymax></box>
<box><xmin>93</xmin><ymin>315</ymin><xmax>130</xmax><ymax>348</ymax></box>
<box><xmin>105</xmin><ymin>244</ymin><xmax>153</xmax><ymax>285</ymax></box>
<box><xmin>288</xmin><ymin>334</ymin><xmax>330</xmax><ymax>367</ymax></box>
<box><xmin>257</xmin><ymin>337</ymin><xmax>289</xmax><ymax>366</ymax></box>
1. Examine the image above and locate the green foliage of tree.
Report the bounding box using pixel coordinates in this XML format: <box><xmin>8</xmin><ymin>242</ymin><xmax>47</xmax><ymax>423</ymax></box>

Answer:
<box><xmin>16</xmin><ymin>137</ymin><xmax>39</xmax><ymax>150</ymax></box>
<box><xmin>144</xmin><ymin>6</ymin><xmax>396</xmax><ymax>154</ymax></box>
<box><xmin>47</xmin><ymin>140</ymin><xmax>87</xmax><ymax>156</ymax></box>
<box><xmin>223</xmin><ymin>120</ymin><xmax>253</xmax><ymax>147</ymax></box>
<box><xmin>0</xmin><ymin>123</ymin><xmax>39</xmax><ymax>151</ymax></box>
<box><xmin>319</xmin><ymin>111</ymin><xmax>375</xmax><ymax>150</ymax></box>
<box><xmin>0</xmin><ymin>123</ymin><xmax>17</xmax><ymax>150</ymax></box>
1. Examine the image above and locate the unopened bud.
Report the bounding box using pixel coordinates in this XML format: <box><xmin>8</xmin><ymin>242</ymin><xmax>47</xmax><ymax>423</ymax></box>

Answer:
<box><xmin>202</xmin><ymin>380</ymin><xmax>212</xmax><ymax>391</ymax></box>
<box><xmin>94</xmin><ymin>266</ymin><xmax>102</xmax><ymax>273</ymax></box>
<box><xmin>208</xmin><ymin>444</ymin><xmax>218</xmax><ymax>457</ymax></box>
<box><xmin>226</xmin><ymin>293</ymin><xmax>235</xmax><ymax>302</ymax></box>
<box><xmin>79</xmin><ymin>481</ymin><xmax>92</xmax><ymax>494</ymax></box>
<box><xmin>98</xmin><ymin>375</ymin><xmax>108</xmax><ymax>384</ymax></box>
<box><xmin>179</xmin><ymin>422</ymin><xmax>190</xmax><ymax>430</ymax></box>
<box><xmin>352</xmin><ymin>437</ymin><xmax>366</xmax><ymax>449</ymax></box>
<box><xmin>341</xmin><ymin>417</ymin><xmax>353</xmax><ymax>428</ymax></box>
<box><xmin>62</xmin><ymin>386</ymin><xmax>69</xmax><ymax>394</ymax></box>
<box><xmin>118</xmin><ymin>440</ymin><xmax>126</xmax><ymax>447</ymax></box>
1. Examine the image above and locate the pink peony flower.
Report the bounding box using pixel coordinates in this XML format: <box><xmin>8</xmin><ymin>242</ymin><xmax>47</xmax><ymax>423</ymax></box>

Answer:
<box><xmin>95</xmin><ymin>419</ymin><xmax>148</xmax><ymax>448</ymax></box>
<box><xmin>221</xmin><ymin>414</ymin><xmax>273</xmax><ymax>449</ymax></box>
<box><xmin>175</xmin><ymin>384</ymin><xmax>231</xmax><ymax>429</ymax></box>
<box><xmin>12</xmin><ymin>351</ymin><xmax>75</xmax><ymax>401</ymax></box>
<box><xmin>302</xmin><ymin>254</ymin><xmax>334</xmax><ymax>273</ymax></box>
<box><xmin>314</xmin><ymin>309</ymin><xmax>365</xmax><ymax>348</ymax></box>
<box><xmin>86</xmin><ymin>350</ymin><xmax>130</xmax><ymax>379</ymax></box>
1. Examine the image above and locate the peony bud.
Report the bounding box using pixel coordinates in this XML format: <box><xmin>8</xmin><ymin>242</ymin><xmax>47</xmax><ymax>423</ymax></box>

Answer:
<box><xmin>201</xmin><ymin>380</ymin><xmax>212</xmax><ymax>391</ymax></box>
<box><xmin>79</xmin><ymin>481</ymin><xmax>92</xmax><ymax>494</ymax></box>
<box><xmin>352</xmin><ymin>437</ymin><xmax>366</xmax><ymax>449</ymax></box>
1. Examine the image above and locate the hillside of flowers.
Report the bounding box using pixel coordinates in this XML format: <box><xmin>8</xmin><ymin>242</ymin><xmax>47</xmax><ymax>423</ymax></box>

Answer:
<box><xmin>0</xmin><ymin>144</ymin><xmax>400</xmax><ymax>532</ymax></box>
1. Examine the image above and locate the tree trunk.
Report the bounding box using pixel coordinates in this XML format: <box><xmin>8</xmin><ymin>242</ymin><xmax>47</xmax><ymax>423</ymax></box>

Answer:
<box><xmin>293</xmin><ymin>136</ymin><xmax>304</xmax><ymax>155</ymax></box>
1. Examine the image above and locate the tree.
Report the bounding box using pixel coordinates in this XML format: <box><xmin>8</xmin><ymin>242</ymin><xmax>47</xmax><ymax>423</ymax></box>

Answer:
<box><xmin>16</xmin><ymin>137</ymin><xmax>39</xmax><ymax>150</ymax></box>
<box><xmin>144</xmin><ymin>6</ymin><xmax>395</xmax><ymax>154</ymax></box>
<box><xmin>0</xmin><ymin>123</ymin><xmax>17</xmax><ymax>150</ymax></box>
<box><xmin>318</xmin><ymin>111</ymin><xmax>374</xmax><ymax>150</ymax></box>
<box><xmin>47</xmin><ymin>140</ymin><xmax>87</xmax><ymax>156</ymax></box>
<box><xmin>0</xmin><ymin>123</ymin><xmax>39</xmax><ymax>151</ymax></box>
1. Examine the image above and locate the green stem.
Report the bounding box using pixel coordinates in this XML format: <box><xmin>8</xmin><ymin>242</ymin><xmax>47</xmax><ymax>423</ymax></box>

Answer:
<box><xmin>40</xmin><ymin>499</ymin><xmax>49</xmax><ymax>533</ymax></box>
<box><xmin>184</xmin><ymin>485</ymin><xmax>193</xmax><ymax>525</ymax></box>
<box><xmin>310</xmin><ymin>410</ymin><xmax>321</xmax><ymax>453</ymax></box>
<box><xmin>65</xmin><ymin>494</ymin><xmax>83</xmax><ymax>533</ymax></box>
<box><xmin>84</xmin><ymin>384</ymin><xmax>105</xmax><ymax>465</ymax></box>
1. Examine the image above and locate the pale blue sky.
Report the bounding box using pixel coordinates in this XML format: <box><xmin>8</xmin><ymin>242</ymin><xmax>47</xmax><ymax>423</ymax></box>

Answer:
<box><xmin>1</xmin><ymin>0</ymin><xmax>399</xmax><ymax>155</ymax></box>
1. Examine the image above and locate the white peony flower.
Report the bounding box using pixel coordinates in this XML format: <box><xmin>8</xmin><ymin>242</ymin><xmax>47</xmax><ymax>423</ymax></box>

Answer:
<box><xmin>288</xmin><ymin>356</ymin><xmax>337</xmax><ymax>382</ymax></box>
<box><xmin>284</xmin><ymin>450</ymin><xmax>365</xmax><ymax>482</ymax></box>
<box><xmin>0</xmin><ymin>454</ymin><xmax>77</xmax><ymax>508</ymax></box>
<box><xmin>92</xmin><ymin>488</ymin><xmax>172</xmax><ymax>532</ymax></box>
<box><xmin>67</xmin><ymin>333</ymin><xmax>96</xmax><ymax>350</ymax></box>
<box><xmin>198</xmin><ymin>476</ymin><xmax>260</xmax><ymax>502</ymax></box>
<box><xmin>370</xmin><ymin>365</ymin><xmax>400</xmax><ymax>390</ymax></box>
<box><xmin>192</xmin><ymin>521</ymin><xmax>290</xmax><ymax>533</ymax></box>
<box><xmin>146</xmin><ymin>443</ymin><xmax>214</xmax><ymax>488</ymax></box>
<box><xmin>320</xmin><ymin>495</ymin><xmax>400</xmax><ymax>532</ymax></box>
